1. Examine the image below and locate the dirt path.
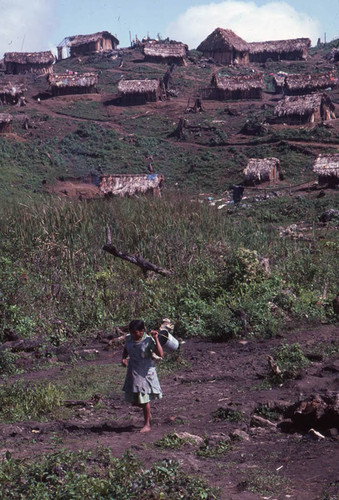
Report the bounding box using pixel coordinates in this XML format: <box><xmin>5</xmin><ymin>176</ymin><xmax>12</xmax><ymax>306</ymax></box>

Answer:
<box><xmin>1</xmin><ymin>324</ymin><xmax>338</xmax><ymax>499</ymax></box>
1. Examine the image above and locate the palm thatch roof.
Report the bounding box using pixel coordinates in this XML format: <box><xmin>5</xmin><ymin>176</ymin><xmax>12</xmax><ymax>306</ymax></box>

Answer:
<box><xmin>274</xmin><ymin>93</ymin><xmax>322</xmax><ymax>117</ymax></box>
<box><xmin>0</xmin><ymin>82</ymin><xmax>27</xmax><ymax>96</ymax></box>
<box><xmin>197</xmin><ymin>28</ymin><xmax>249</xmax><ymax>52</ymax></box>
<box><xmin>48</xmin><ymin>73</ymin><xmax>98</xmax><ymax>88</ymax></box>
<box><xmin>142</xmin><ymin>42</ymin><xmax>188</xmax><ymax>59</ymax></box>
<box><xmin>68</xmin><ymin>31</ymin><xmax>119</xmax><ymax>47</ymax></box>
<box><xmin>0</xmin><ymin>113</ymin><xmax>13</xmax><ymax>123</ymax></box>
<box><xmin>285</xmin><ymin>72</ymin><xmax>337</xmax><ymax>92</ymax></box>
<box><xmin>212</xmin><ymin>72</ymin><xmax>263</xmax><ymax>91</ymax></box>
<box><xmin>249</xmin><ymin>38</ymin><xmax>311</xmax><ymax>55</ymax></box>
<box><xmin>4</xmin><ymin>51</ymin><xmax>54</xmax><ymax>64</ymax></box>
<box><xmin>244</xmin><ymin>157</ymin><xmax>280</xmax><ymax>179</ymax></box>
<box><xmin>313</xmin><ymin>154</ymin><xmax>339</xmax><ymax>177</ymax></box>
<box><xmin>99</xmin><ymin>173</ymin><xmax>164</xmax><ymax>197</ymax></box>
<box><xmin>118</xmin><ymin>79</ymin><xmax>160</xmax><ymax>94</ymax></box>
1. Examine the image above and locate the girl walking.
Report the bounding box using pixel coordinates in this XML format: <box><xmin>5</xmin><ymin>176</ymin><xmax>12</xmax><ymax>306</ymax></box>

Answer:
<box><xmin>122</xmin><ymin>320</ymin><xmax>163</xmax><ymax>433</ymax></box>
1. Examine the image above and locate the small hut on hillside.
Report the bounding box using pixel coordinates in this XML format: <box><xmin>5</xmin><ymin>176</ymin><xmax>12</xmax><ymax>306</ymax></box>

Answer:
<box><xmin>99</xmin><ymin>174</ymin><xmax>164</xmax><ymax>197</ymax></box>
<box><xmin>0</xmin><ymin>82</ymin><xmax>27</xmax><ymax>105</ymax></box>
<box><xmin>142</xmin><ymin>42</ymin><xmax>188</xmax><ymax>65</ymax></box>
<box><xmin>202</xmin><ymin>72</ymin><xmax>263</xmax><ymax>100</ymax></box>
<box><xmin>48</xmin><ymin>73</ymin><xmax>98</xmax><ymax>96</ymax></box>
<box><xmin>0</xmin><ymin>113</ymin><xmax>13</xmax><ymax>133</ymax></box>
<box><xmin>285</xmin><ymin>72</ymin><xmax>337</xmax><ymax>95</ymax></box>
<box><xmin>274</xmin><ymin>93</ymin><xmax>335</xmax><ymax>124</ymax></box>
<box><xmin>4</xmin><ymin>51</ymin><xmax>54</xmax><ymax>75</ymax></box>
<box><xmin>197</xmin><ymin>28</ymin><xmax>249</xmax><ymax>65</ymax></box>
<box><xmin>118</xmin><ymin>79</ymin><xmax>163</xmax><ymax>105</ymax></box>
<box><xmin>313</xmin><ymin>154</ymin><xmax>339</xmax><ymax>187</ymax></box>
<box><xmin>249</xmin><ymin>38</ymin><xmax>311</xmax><ymax>62</ymax></box>
<box><xmin>243</xmin><ymin>157</ymin><xmax>280</xmax><ymax>185</ymax></box>
<box><xmin>58</xmin><ymin>31</ymin><xmax>119</xmax><ymax>59</ymax></box>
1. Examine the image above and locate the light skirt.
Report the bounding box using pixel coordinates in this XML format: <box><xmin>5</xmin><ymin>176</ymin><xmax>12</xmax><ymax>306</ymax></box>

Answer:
<box><xmin>125</xmin><ymin>392</ymin><xmax>163</xmax><ymax>405</ymax></box>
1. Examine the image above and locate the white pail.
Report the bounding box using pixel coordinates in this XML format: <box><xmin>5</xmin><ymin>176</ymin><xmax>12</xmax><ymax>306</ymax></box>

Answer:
<box><xmin>158</xmin><ymin>329</ymin><xmax>179</xmax><ymax>352</ymax></box>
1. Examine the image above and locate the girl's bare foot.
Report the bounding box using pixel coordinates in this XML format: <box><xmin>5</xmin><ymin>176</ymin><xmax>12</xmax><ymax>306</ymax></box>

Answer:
<box><xmin>140</xmin><ymin>424</ymin><xmax>151</xmax><ymax>433</ymax></box>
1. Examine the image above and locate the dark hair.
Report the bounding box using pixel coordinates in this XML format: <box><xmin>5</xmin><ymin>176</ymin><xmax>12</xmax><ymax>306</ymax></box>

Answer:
<box><xmin>129</xmin><ymin>319</ymin><xmax>145</xmax><ymax>333</ymax></box>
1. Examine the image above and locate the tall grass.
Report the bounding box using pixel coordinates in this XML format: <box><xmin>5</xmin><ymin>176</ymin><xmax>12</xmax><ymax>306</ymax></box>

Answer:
<box><xmin>0</xmin><ymin>194</ymin><xmax>337</xmax><ymax>342</ymax></box>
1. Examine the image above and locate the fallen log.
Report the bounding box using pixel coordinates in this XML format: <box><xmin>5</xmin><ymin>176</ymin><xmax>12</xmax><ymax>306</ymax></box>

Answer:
<box><xmin>103</xmin><ymin>226</ymin><xmax>172</xmax><ymax>276</ymax></box>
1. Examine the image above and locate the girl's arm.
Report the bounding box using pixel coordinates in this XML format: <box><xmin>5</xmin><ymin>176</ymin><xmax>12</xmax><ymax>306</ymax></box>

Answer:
<box><xmin>150</xmin><ymin>330</ymin><xmax>163</xmax><ymax>358</ymax></box>
<box><xmin>122</xmin><ymin>346</ymin><xmax>128</xmax><ymax>367</ymax></box>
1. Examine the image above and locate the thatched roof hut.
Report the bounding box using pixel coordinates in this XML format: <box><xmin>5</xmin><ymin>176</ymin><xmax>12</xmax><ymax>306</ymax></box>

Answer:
<box><xmin>197</xmin><ymin>28</ymin><xmax>249</xmax><ymax>65</ymax></box>
<box><xmin>99</xmin><ymin>173</ymin><xmax>164</xmax><ymax>197</ymax></box>
<box><xmin>118</xmin><ymin>79</ymin><xmax>163</xmax><ymax>105</ymax></box>
<box><xmin>285</xmin><ymin>72</ymin><xmax>337</xmax><ymax>95</ymax></box>
<box><xmin>0</xmin><ymin>113</ymin><xmax>13</xmax><ymax>133</ymax></box>
<box><xmin>243</xmin><ymin>157</ymin><xmax>280</xmax><ymax>185</ymax></box>
<box><xmin>249</xmin><ymin>38</ymin><xmax>311</xmax><ymax>62</ymax></box>
<box><xmin>274</xmin><ymin>93</ymin><xmax>335</xmax><ymax>124</ymax></box>
<box><xmin>313</xmin><ymin>154</ymin><xmax>339</xmax><ymax>186</ymax></box>
<box><xmin>142</xmin><ymin>42</ymin><xmax>188</xmax><ymax>65</ymax></box>
<box><xmin>59</xmin><ymin>31</ymin><xmax>119</xmax><ymax>59</ymax></box>
<box><xmin>203</xmin><ymin>72</ymin><xmax>263</xmax><ymax>100</ymax></box>
<box><xmin>4</xmin><ymin>51</ymin><xmax>54</xmax><ymax>75</ymax></box>
<box><xmin>48</xmin><ymin>73</ymin><xmax>98</xmax><ymax>95</ymax></box>
<box><xmin>0</xmin><ymin>82</ymin><xmax>27</xmax><ymax>105</ymax></box>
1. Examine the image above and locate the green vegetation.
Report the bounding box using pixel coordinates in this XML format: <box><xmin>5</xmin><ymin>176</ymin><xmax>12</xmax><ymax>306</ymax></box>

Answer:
<box><xmin>270</xmin><ymin>342</ymin><xmax>310</xmax><ymax>382</ymax></box>
<box><xmin>0</xmin><ymin>194</ymin><xmax>337</xmax><ymax>359</ymax></box>
<box><xmin>212</xmin><ymin>407</ymin><xmax>246</xmax><ymax>423</ymax></box>
<box><xmin>0</xmin><ymin>381</ymin><xmax>63</xmax><ymax>422</ymax></box>
<box><xmin>196</xmin><ymin>440</ymin><xmax>232</xmax><ymax>458</ymax></box>
<box><xmin>154</xmin><ymin>432</ymin><xmax>193</xmax><ymax>450</ymax></box>
<box><xmin>0</xmin><ymin>448</ymin><xmax>218</xmax><ymax>499</ymax></box>
<box><xmin>239</xmin><ymin>466</ymin><xmax>289</xmax><ymax>496</ymax></box>
<box><xmin>253</xmin><ymin>403</ymin><xmax>281</xmax><ymax>421</ymax></box>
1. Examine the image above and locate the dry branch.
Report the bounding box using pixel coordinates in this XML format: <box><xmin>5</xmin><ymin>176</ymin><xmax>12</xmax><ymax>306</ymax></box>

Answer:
<box><xmin>103</xmin><ymin>228</ymin><xmax>172</xmax><ymax>276</ymax></box>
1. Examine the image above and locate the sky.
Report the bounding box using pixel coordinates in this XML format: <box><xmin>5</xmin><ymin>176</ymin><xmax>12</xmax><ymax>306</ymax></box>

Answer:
<box><xmin>0</xmin><ymin>0</ymin><xmax>339</xmax><ymax>58</ymax></box>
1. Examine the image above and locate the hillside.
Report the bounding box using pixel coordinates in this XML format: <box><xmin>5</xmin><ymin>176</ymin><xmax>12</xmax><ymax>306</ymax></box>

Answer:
<box><xmin>0</xmin><ymin>42</ymin><xmax>338</xmax><ymax>499</ymax></box>
<box><xmin>0</xmin><ymin>43</ymin><xmax>339</xmax><ymax>202</ymax></box>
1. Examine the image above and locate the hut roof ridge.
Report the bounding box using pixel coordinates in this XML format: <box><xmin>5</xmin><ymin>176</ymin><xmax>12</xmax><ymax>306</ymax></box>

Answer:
<box><xmin>197</xmin><ymin>27</ymin><xmax>249</xmax><ymax>52</ymax></box>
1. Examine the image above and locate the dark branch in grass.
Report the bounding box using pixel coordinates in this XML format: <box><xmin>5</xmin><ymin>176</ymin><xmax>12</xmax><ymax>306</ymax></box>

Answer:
<box><xmin>103</xmin><ymin>228</ymin><xmax>172</xmax><ymax>276</ymax></box>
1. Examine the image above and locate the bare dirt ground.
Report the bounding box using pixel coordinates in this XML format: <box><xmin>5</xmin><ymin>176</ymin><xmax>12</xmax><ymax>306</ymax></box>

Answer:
<box><xmin>1</xmin><ymin>324</ymin><xmax>338</xmax><ymax>499</ymax></box>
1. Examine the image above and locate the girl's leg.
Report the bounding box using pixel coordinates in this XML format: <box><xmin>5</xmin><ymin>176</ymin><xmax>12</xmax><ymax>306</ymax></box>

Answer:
<box><xmin>140</xmin><ymin>402</ymin><xmax>151</xmax><ymax>433</ymax></box>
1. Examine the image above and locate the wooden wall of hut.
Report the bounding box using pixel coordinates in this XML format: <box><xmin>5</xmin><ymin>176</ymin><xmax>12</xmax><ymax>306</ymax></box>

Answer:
<box><xmin>275</xmin><ymin>109</ymin><xmax>321</xmax><ymax>124</ymax></box>
<box><xmin>144</xmin><ymin>55</ymin><xmax>185</xmax><ymax>65</ymax></box>
<box><xmin>199</xmin><ymin>49</ymin><xmax>248</xmax><ymax>65</ymax></box>
<box><xmin>202</xmin><ymin>87</ymin><xmax>262</xmax><ymax>101</ymax></box>
<box><xmin>5</xmin><ymin>62</ymin><xmax>53</xmax><ymax>75</ymax></box>
<box><xmin>70</xmin><ymin>37</ymin><xmax>115</xmax><ymax>57</ymax></box>
<box><xmin>249</xmin><ymin>49</ymin><xmax>306</xmax><ymax>63</ymax></box>
<box><xmin>120</xmin><ymin>90</ymin><xmax>159</xmax><ymax>105</ymax></box>
<box><xmin>318</xmin><ymin>174</ymin><xmax>339</xmax><ymax>187</ymax></box>
<box><xmin>0</xmin><ymin>122</ymin><xmax>12</xmax><ymax>133</ymax></box>
<box><xmin>51</xmin><ymin>85</ymin><xmax>97</xmax><ymax>96</ymax></box>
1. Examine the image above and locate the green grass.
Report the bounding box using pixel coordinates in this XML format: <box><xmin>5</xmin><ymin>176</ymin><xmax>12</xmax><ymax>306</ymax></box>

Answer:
<box><xmin>0</xmin><ymin>381</ymin><xmax>63</xmax><ymax>422</ymax></box>
<box><xmin>0</xmin><ymin>194</ymin><xmax>337</xmax><ymax>347</ymax></box>
<box><xmin>0</xmin><ymin>448</ymin><xmax>219</xmax><ymax>499</ymax></box>
<box><xmin>239</xmin><ymin>466</ymin><xmax>289</xmax><ymax>496</ymax></box>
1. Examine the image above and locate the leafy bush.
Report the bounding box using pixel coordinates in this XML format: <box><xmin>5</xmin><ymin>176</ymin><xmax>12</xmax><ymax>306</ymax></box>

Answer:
<box><xmin>271</xmin><ymin>342</ymin><xmax>310</xmax><ymax>381</ymax></box>
<box><xmin>212</xmin><ymin>407</ymin><xmax>246</xmax><ymax>422</ymax></box>
<box><xmin>0</xmin><ymin>449</ymin><xmax>218</xmax><ymax>499</ymax></box>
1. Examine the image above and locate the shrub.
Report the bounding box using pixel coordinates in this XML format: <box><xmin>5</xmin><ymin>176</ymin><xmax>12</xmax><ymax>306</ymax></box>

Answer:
<box><xmin>0</xmin><ymin>449</ymin><xmax>218</xmax><ymax>499</ymax></box>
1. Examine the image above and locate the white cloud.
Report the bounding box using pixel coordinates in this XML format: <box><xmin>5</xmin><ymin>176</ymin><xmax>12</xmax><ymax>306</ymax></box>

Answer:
<box><xmin>0</xmin><ymin>0</ymin><xmax>57</xmax><ymax>57</ymax></box>
<box><xmin>167</xmin><ymin>1</ymin><xmax>320</xmax><ymax>49</ymax></box>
